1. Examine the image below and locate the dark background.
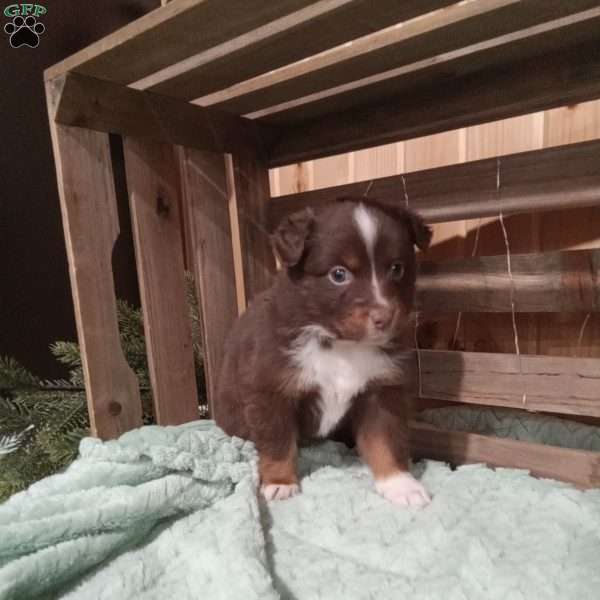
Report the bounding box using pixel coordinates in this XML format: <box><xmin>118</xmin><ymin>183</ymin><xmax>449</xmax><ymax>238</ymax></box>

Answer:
<box><xmin>0</xmin><ymin>0</ymin><xmax>160</xmax><ymax>378</ymax></box>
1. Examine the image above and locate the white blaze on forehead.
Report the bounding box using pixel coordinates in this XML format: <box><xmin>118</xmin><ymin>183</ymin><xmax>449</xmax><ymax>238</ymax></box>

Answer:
<box><xmin>352</xmin><ymin>204</ymin><xmax>389</xmax><ymax>307</ymax></box>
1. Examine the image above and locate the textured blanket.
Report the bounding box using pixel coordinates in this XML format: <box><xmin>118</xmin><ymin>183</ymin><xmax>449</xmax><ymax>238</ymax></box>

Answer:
<box><xmin>1</xmin><ymin>414</ymin><xmax>600</xmax><ymax>600</ymax></box>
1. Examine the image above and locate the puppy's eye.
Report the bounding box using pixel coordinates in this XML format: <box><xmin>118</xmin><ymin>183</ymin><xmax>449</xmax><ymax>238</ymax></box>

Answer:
<box><xmin>328</xmin><ymin>266</ymin><xmax>352</xmax><ymax>285</ymax></box>
<box><xmin>389</xmin><ymin>261</ymin><xmax>404</xmax><ymax>280</ymax></box>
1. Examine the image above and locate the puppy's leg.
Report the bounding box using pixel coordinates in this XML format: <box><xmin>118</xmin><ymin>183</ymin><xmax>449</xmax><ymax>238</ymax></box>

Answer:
<box><xmin>259</xmin><ymin>442</ymin><xmax>299</xmax><ymax>501</ymax></box>
<box><xmin>353</xmin><ymin>388</ymin><xmax>430</xmax><ymax>508</ymax></box>
<box><xmin>247</xmin><ymin>396</ymin><xmax>300</xmax><ymax>501</ymax></box>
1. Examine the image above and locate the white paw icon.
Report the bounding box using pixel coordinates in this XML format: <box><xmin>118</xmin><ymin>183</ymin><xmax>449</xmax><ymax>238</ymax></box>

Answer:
<box><xmin>375</xmin><ymin>472</ymin><xmax>431</xmax><ymax>507</ymax></box>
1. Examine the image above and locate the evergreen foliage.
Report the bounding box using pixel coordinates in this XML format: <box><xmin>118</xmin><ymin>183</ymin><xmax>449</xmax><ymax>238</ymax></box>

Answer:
<box><xmin>0</xmin><ymin>280</ymin><xmax>206</xmax><ymax>502</ymax></box>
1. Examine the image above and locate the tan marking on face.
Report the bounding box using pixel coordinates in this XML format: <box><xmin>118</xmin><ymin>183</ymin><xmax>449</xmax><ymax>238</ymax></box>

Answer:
<box><xmin>335</xmin><ymin>306</ymin><xmax>370</xmax><ymax>340</ymax></box>
<box><xmin>341</xmin><ymin>254</ymin><xmax>362</xmax><ymax>272</ymax></box>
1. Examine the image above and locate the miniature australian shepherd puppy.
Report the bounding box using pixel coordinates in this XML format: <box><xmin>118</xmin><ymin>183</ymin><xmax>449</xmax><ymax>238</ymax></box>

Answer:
<box><xmin>215</xmin><ymin>196</ymin><xmax>432</xmax><ymax>507</ymax></box>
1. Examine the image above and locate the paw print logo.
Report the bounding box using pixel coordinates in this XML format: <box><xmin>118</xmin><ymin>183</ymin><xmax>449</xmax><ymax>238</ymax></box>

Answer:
<box><xmin>4</xmin><ymin>15</ymin><xmax>45</xmax><ymax>48</ymax></box>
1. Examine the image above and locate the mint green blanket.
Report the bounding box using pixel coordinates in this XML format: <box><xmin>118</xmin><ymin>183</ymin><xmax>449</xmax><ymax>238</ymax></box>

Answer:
<box><xmin>2</xmin><ymin>413</ymin><xmax>600</xmax><ymax>599</ymax></box>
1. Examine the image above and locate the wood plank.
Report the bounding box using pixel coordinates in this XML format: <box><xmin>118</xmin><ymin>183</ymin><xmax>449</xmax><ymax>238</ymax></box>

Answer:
<box><xmin>44</xmin><ymin>0</ymin><xmax>332</xmax><ymax>83</ymax></box>
<box><xmin>538</xmin><ymin>100</ymin><xmax>600</xmax><ymax>361</ymax></box>
<box><xmin>207</xmin><ymin>0</ymin><xmax>599</xmax><ymax>114</ymax></box>
<box><xmin>266</xmin><ymin>38</ymin><xmax>600</xmax><ymax>165</ymax></box>
<box><xmin>226</xmin><ymin>150</ymin><xmax>277</xmax><ymax>302</ymax></box>
<box><xmin>123</xmin><ymin>138</ymin><xmax>199</xmax><ymax>425</ymax></box>
<box><xmin>259</xmin><ymin>10</ymin><xmax>600</xmax><ymax>126</ymax></box>
<box><xmin>46</xmin><ymin>73</ymin><xmax>274</xmax><ymax>156</ymax></box>
<box><xmin>46</xmin><ymin>118</ymin><xmax>142</xmax><ymax>439</ymax></box>
<box><xmin>353</xmin><ymin>142</ymin><xmax>403</xmax><ymax>184</ymax></box>
<box><xmin>417</xmin><ymin>249</ymin><xmax>600</xmax><ymax>313</ymax></box>
<box><xmin>410</xmin><ymin>422</ymin><xmax>600</xmax><ymax>488</ymax></box>
<box><xmin>405</xmin><ymin>130</ymin><xmax>467</xmax><ymax>355</ymax></box>
<box><xmin>418</xmin><ymin>350</ymin><xmax>600</xmax><ymax>418</ymax></box>
<box><xmin>179</xmin><ymin>148</ymin><xmax>239</xmax><ymax>415</ymax></box>
<box><xmin>267</xmin><ymin>138</ymin><xmax>600</xmax><ymax>229</ymax></box>
<box><xmin>148</xmin><ymin>0</ymin><xmax>455</xmax><ymax>100</ymax></box>
<box><xmin>275</xmin><ymin>162</ymin><xmax>315</xmax><ymax>196</ymax></box>
<box><xmin>461</xmin><ymin>113</ymin><xmax>544</xmax><ymax>355</ymax></box>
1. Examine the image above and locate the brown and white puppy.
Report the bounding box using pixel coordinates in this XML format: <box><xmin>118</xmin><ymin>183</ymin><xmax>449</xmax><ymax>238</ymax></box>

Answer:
<box><xmin>215</xmin><ymin>196</ymin><xmax>432</xmax><ymax>507</ymax></box>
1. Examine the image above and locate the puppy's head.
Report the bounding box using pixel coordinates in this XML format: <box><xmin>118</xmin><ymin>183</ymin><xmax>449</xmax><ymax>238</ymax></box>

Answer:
<box><xmin>272</xmin><ymin>196</ymin><xmax>431</xmax><ymax>344</ymax></box>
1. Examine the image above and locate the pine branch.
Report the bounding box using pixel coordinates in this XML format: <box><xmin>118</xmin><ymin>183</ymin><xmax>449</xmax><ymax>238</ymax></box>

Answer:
<box><xmin>0</xmin><ymin>425</ymin><xmax>34</xmax><ymax>456</ymax></box>
<box><xmin>0</xmin><ymin>356</ymin><xmax>40</xmax><ymax>389</ymax></box>
<box><xmin>1</xmin><ymin>281</ymin><xmax>208</xmax><ymax>502</ymax></box>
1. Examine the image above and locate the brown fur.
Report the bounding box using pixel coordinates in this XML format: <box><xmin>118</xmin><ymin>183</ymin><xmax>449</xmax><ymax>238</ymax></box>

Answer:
<box><xmin>214</xmin><ymin>197</ymin><xmax>431</xmax><ymax>490</ymax></box>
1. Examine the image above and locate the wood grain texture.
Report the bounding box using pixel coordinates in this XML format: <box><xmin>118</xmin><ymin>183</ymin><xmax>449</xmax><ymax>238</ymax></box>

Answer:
<box><xmin>151</xmin><ymin>0</ymin><xmax>455</xmax><ymax>100</ymax></box>
<box><xmin>48</xmin><ymin>73</ymin><xmax>274</xmax><ymax>156</ymax></box>
<box><xmin>461</xmin><ymin>113</ymin><xmax>544</xmax><ymax>355</ymax></box>
<box><xmin>410</xmin><ymin>422</ymin><xmax>600</xmax><ymax>488</ymax></box>
<box><xmin>123</xmin><ymin>138</ymin><xmax>199</xmax><ymax>425</ymax></box>
<box><xmin>227</xmin><ymin>150</ymin><xmax>277</xmax><ymax>302</ymax></box>
<box><xmin>405</xmin><ymin>130</ymin><xmax>467</xmax><ymax>363</ymax></box>
<box><xmin>179</xmin><ymin>148</ymin><xmax>239</xmax><ymax>415</ymax></box>
<box><xmin>266</xmin><ymin>39</ymin><xmax>600</xmax><ymax>165</ymax></box>
<box><xmin>46</xmin><ymin>119</ymin><xmax>142</xmax><ymax>439</ymax></box>
<box><xmin>45</xmin><ymin>0</ymin><xmax>327</xmax><ymax>83</ymax></box>
<box><xmin>419</xmin><ymin>350</ymin><xmax>600</xmax><ymax>418</ymax></box>
<box><xmin>417</xmin><ymin>249</ymin><xmax>600</xmax><ymax>313</ymax></box>
<box><xmin>210</xmin><ymin>0</ymin><xmax>598</xmax><ymax>114</ymax></box>
<box><xmin>538</xmin><ymin>100</ymin><xmax>600</xmax><ymax>360</ymax></box>
<box><xmin>267</xmin><ymin>138</ymin><xmax>600</xmax><ymax>229</ymax></box>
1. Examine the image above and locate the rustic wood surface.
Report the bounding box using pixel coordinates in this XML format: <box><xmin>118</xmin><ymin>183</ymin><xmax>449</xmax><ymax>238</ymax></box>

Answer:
<box><xmin>48</xmin><ymin>73</ymin><xmax>274</xmax><ymax>156</ymax></box>
<box><xmin>45</xmin><ymin>0</ymin><xmax>329</xmax><ymax>83</ymax></box>
<box><xmin>268</xmin><ymin>138</ymin><xmax>600</xmax><ymax>229</ymax></box>
<box><xmin>417</xmin><ymin>249</ymin><xmax>600</xmax><ymax>313</ymax></box>
<box><xmin>538</xmin><ymin>101</ymin><xmax>600</xmax><ymax>360</ymax></box>
<box><xmin>148</xmin><ymin>0</ymin><xmax>454</xmax><ymax>100</ymax></box>
<box><xmin>46</xmin><ymin>118</ymin><xmax>142</xmax><ymax>439</ymax></box>
<box><xmin>410</xmin><ymin>422</ymin><xmax>600</xmax><ymax>488</ymax></box>
<box><xmin>227</xmin><ymin>150</ymin><xmax>277</xmax><ymax>303</ymax></box>
<box><xmin>123</xmin><ymin>138</ymin><xmax>199</xmax><ymax>426</ymax></box>
<box><xmin>209</xmin><ymin>0</ymin><xmax>598</xmax><ymax>115</ymax></box>
<box><xmin>458</xmin><ymin>113</ymin><xmax>544</xmax><ymax>356</ymax></box>
<box><xmin>418</xmin><ymin>350</ymin><xmax>600</xmax><ymax>418</ymax></box>
<box><xmin>266</xmin><ymin>38</ymin><xmax>600</xmax><ymax>165</ymax></box>
<box><xmin>179</xmin><ymin>148</ymin><xmax>240</xmax><ymax>415</ymax></box>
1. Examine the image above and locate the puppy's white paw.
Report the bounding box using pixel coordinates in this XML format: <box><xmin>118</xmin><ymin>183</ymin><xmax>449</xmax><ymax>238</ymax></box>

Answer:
<box><xmin>261</xmin><ymin>483</ymin><xmax>300</xmax><ymax>501</ymax></box>
<box><xmin>375</xmin><ymin>472</ymin><xmax>431</xmax><ymax>508</ymax></box>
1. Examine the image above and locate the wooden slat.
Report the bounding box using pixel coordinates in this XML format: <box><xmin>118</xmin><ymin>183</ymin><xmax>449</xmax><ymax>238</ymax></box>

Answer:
<box><xmin>418</xmin><ymin>350</ymin><xmax>600</xmax><ymax>418</ymax></box>
<box><xmin>226</xmin><ymin>151</ymin><xmax>277</xmax><ymax>302</ymax></box>
<box><xmin>207</xmin><ymin>0</ymin><xmax>599</xmax><ymax>114</ymax></box>
<box><xmin>147</xmin><ymin>0</ymin><xmax>455</xmax><ymax>100</ymax></box>
<box><xmin>45</xmin><ymin>1</ymin><xmax>327</xmax><ymax>83</ymax></box>
<box><xmin>179</xmin><ymin>148</ymin><xmax>239</xmax><ymax>415</ymax></box>
<box><xmin>123</xmin><ymin>138</ymin><xmax>199</xmax><ymax>425</ymax></box>
<box><xmin>417</xmin><ymin>249</ymin><xmax>600</xmax><ymax>313</ymax></box>
<box><xmin>256</xmin><ymin>9</ymin><xmax>600</xmax><ymax>126</ymax></box>
<box><xmin>46</xmin><ymin>118</ymin><xmax>142</xmax><ymax>439</ymax></box>
<box><xmin>46</xmin><ymin>73</ymin><xmax>274</xmax><ymax>156</ymax></box>
<box><xmin>410</xmin><ymin>422</ymin><xmax>600</xmax><ymax>488</ymax></box>
<box><xmin>266</xmin><ymin>38</ymin><xmax>600</xmax><ymax>165</ymax></box>
<box><xmin>267</xmin><ymin>138</ymin><xmax>600</xmax><ymax>229</ymax></box>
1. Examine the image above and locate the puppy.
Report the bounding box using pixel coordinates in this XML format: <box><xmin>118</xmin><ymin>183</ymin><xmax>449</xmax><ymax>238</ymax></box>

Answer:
<box><xmin>215</xmin><ymin>196</ymin><xmax>432</xmax><ymax>507</ymax></box>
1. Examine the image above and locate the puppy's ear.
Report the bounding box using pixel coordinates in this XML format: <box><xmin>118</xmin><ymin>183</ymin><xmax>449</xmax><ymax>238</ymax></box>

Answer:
<box><xmin>406</xmin><ymin>210</ymin><xmax>432</xmax><ymax>251</ymax></box>
<box><xmin>271</xmin><ymin>207</ymin><xmax>314</xmax><ymax>267</ymax></box>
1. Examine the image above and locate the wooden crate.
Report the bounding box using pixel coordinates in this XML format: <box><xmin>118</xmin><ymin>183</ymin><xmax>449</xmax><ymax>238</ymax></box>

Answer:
<box><xmin>44</xmin><ymin>0</ymin><xmax>600</xmax><ymax>486</ymax></box>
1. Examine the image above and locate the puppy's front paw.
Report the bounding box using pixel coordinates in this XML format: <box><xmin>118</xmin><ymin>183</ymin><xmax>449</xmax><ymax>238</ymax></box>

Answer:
<box><xmin>261</xmin><ymin>483</ymin><xmax>300</xmax><ymax>501</ymax></box>
<box><xmin>375</xmin><ymin>472</ymin><xmax>431</xmax><ymax>508</ymax></box>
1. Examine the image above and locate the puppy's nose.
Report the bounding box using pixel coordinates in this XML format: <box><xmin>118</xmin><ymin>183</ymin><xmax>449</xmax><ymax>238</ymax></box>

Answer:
<box><xmin>370</xmin><ymin>306</ymin><xmax>393</xmax><ymax>331</ymax></box>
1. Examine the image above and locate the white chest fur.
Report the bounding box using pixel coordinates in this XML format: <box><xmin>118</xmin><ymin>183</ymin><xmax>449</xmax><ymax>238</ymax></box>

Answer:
<box><xmin>288</xmin><ymin>328</ymin><xmax>399</xmax><ymax>436</ymax></box>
